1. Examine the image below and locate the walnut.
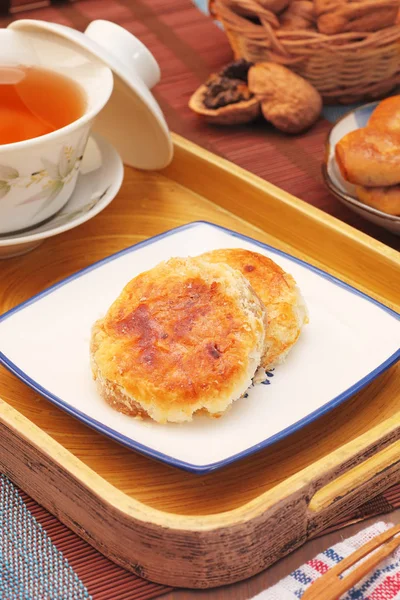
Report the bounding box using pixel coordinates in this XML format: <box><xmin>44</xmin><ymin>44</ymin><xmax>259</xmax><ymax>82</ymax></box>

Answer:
<box><xmin>248</xmin><ymin>62</ymin><xmax>322</xmax><ymax>133</ymax></box>
<box><xmin>189</xmin><ymin>60</ymin><xmax>260</xmax><ymax>125</ymax></box>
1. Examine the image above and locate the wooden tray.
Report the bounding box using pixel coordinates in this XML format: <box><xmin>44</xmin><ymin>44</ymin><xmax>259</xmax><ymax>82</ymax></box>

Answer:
<box><xmin>0</xmin><ymin>134</ymin><xmax>399</xmax><ymax>589</ymax></box>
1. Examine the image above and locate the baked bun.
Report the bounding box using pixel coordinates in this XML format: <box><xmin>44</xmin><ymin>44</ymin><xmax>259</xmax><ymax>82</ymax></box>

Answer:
<box><xmin>356</xmin><ymin>185</ymin><xmax>400</xmax><ymax>215</ymax></box>
<box><xmin>226</xmin><ymin>0</ymin><xmax>287</xmax><ymax>23</ymax></box>
<box><xmin>199</xmin><ymin>248</ymin><xmax>308</xmax><ymax>370</ymax></box>
<box><xmin>90</xmin><ymin>257</ymin><xmax>266</xmax><ymax>424</ymax></box>
<box><xmin>315</xmin><ymin>0</ymin><xmax>399</xmax><ymax>34</ymax></box>
<box><xmin>335</xmin><ymin>128</ymin><xmax>400</xmax><ymax>187</ymax></box>
<box><xmin>368</xmin><ymin>95</ymin><xmax>400</xmax><ymax>135</ymax></box>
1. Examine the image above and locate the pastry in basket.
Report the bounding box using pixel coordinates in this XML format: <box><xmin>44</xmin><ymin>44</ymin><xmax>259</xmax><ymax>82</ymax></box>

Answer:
<box><xmin>280</xmin><ymin>0</ymin><xmax>315</xmax><ymax>31</ymax></box>
<box><xmin>335</xmin><ymin>128</ymin><xmax>400</xmax><ymax>187</ymax></box>
<box><xmin>368</xmin><ymin>95</ymin><xmax>400</xmax><ymax>135</ymax></box>
<box><xmin>90</xmin><ymin>257</ymin><xmax>267</xmax><ymax>424</ymax></box>
<box><xmin>200</xmin><ymin>248</ymin><xmax>309</xmax><ymax>369</ymax></box>
<box><xmin>225</xmin><ymin>0</ymin><xmax>286</xmax><ymax>25</ymax></box>
<box><xmin>355</xmin><ymin>185</ymin><xmax>400</xmax><ymax>215</ymax></box>
<box><xmin>248</xmin><ymin>62</ymin><xmax>322</xmax><ymax>133</ymax></box>
<box><xmin>315</xmin><ymin>0</ymin><xmax>399</xmax><ymax>34</ymax></box>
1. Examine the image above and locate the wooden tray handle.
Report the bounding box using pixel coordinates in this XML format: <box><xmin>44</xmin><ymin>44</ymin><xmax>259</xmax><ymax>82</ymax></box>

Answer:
<box><xmin>309</xmin><ymin>439</ymin><xmax>400</xmax><ymax>513</ymax></box>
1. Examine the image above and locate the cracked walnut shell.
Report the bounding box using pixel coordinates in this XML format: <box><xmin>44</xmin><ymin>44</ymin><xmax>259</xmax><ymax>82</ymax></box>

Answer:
<box><xmin>189</xmin><ymin>85</ymin><xmax>260</xmax><ymax>125</ymax></box>
<box><xmin>248</xmin><ymin>63</ymin><xmax>322</xmax><ymax>134</ymax></box>
<box><xmin>189</xmin><ymin>62</ymin><xmax>261</xmax><ymax>125</ymax></box>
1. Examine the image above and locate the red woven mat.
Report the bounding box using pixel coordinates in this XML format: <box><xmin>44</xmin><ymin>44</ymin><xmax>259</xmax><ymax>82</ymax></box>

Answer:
<box><xmin>19</xmin><ymin>489</ymin><xmax>172</xmax><ymax>600</ymax></box>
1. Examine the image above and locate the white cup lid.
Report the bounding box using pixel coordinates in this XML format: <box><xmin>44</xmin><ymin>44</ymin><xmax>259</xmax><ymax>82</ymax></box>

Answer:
<box><xmin>8</xmin><ymin>19</ymin><xmax>173</xmax><ymax>170</ymax></box>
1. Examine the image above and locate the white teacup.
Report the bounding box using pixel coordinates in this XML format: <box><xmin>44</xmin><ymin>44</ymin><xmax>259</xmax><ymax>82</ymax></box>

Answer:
<box><xmin>0</xmin><ymin>29</ymin><xmax>113</xmax><ymax>234</ymax></box>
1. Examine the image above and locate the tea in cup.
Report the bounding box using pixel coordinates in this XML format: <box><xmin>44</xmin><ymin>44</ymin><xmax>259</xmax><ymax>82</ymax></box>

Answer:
<box><xmin>0</xmin><ymin>66</ymin><xmax>86</xmax><ymax>145</ymax></box>
<box><xmin>0</xmin><ymin>28</ymin><xmax>113</xmax><ymax>234</ymax></box>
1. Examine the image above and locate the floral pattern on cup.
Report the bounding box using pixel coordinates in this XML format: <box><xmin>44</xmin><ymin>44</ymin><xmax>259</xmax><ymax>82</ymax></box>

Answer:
<box><xmin>44</xmin><ymin>186</ymin><xmax>110</xmax><ymax>229</ymax></box>
<box><xmin>0</xmin><ymin>135</ymin><xmax>87</xmax><ymax>216</ymax></box>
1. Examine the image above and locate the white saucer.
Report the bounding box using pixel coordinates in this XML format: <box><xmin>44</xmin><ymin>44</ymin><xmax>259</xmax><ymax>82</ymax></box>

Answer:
<box><xmin>0</xmin><ymin>132</ymin><xmax>123</xmax><ymax>259</ymax></box>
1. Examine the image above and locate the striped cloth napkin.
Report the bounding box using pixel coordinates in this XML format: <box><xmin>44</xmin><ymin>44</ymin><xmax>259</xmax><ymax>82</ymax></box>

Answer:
<box><xmin>256</xmin><ymin>522</ymin><xmax>400</xmax><ymax>599</ymax></box>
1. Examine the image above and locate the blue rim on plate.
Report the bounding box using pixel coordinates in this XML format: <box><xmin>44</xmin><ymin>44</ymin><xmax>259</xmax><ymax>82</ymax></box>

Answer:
<box><xmin>0</xmin><ymin>221</ymin><xmax>399</xmax><ymax>474</ymax></box>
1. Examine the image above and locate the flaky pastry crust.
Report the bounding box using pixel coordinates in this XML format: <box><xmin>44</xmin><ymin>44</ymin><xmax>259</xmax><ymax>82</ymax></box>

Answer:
<box><xmin>335</xmin><ymin>128</ymin><xmax>400</xmax><ymax>187</ymax></box>
<box><xmin>356</xmin><ymin>185</ymin><xmax>400</xmax><ymax>215</ymax></box>
<box><xmin>200</xmin><ymin>248</ymin><xmax>308</xmax><ymax>369</ymax></box>
<box><xmin>90</xmin><ymin>257</ymin><xmax>266</xmax><ymax>423</ymax></box>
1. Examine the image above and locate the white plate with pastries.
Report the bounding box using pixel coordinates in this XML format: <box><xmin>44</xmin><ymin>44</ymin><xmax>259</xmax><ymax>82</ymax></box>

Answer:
<box><xmin>0</xmin><ymin>221</ymin><xmax>399</xmax><ymax>473</ymax></box>
<box><xmin>323</xmin><ymin>99</ymin><xmax>400</xmax><ymax>235</ymax></box>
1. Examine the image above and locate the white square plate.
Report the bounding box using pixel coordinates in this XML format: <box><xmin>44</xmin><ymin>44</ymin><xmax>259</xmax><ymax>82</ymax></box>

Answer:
<box><xmin>1</xmin><ymin>222</ymin><xmax>399</xmax><ymax>473</ymax></box>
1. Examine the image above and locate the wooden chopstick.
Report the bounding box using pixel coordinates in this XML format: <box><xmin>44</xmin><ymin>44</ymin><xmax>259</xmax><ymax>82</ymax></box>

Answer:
<box><xmin>302</xmin><ymin>523</ymin><xmax>400</xmax><ymax>600</ymax></box>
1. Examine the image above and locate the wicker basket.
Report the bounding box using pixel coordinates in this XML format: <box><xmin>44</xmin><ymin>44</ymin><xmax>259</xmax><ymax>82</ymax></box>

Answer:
<box><xmin>209</xmin><ymin>0</ymin><xmax>400</xmax><ymax>104</ymax></box>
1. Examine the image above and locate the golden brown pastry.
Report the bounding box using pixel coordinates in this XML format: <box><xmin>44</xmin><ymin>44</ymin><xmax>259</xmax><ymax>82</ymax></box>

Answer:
<box><xmin>226</xmin><ymin>0</ymin><xmax>289</xmax><ymax>22</ymax></box>
<box><xmin>335</xmin><ymin>128</ymin><xmax>400</xmax><ymax>187</ymax></box>
<box><xmin>200</xmin><ymin>248</ymin><xmax>309</xmax><ymax>369</ymax></box>
<box><xmin>90</xmin><ymin>257</ymin><xmax>267</xmax><ymax>424</ymax></box>
<box><xmin>248</xmin><ymin>62</ymin><xmax>322</xmax><ymax>133</ymax></box>
<box><xmin>315</xmin><ymin>0</ymin><xmax>399</xmax><ymax>34</ymax></box>
<box><xmin>368</xmin><ymin>95</ymin><xmax>400</xmax><ymax>135</ymax></box>
<box><xmin>356</xmin><ymin>185</ymin><xmax>400</xmax><ymax>215</ymax></box>
<box><xmin>280</xmin><ymin>0</ymin><xmax>315</xmax><ymax>30</ymax></box>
